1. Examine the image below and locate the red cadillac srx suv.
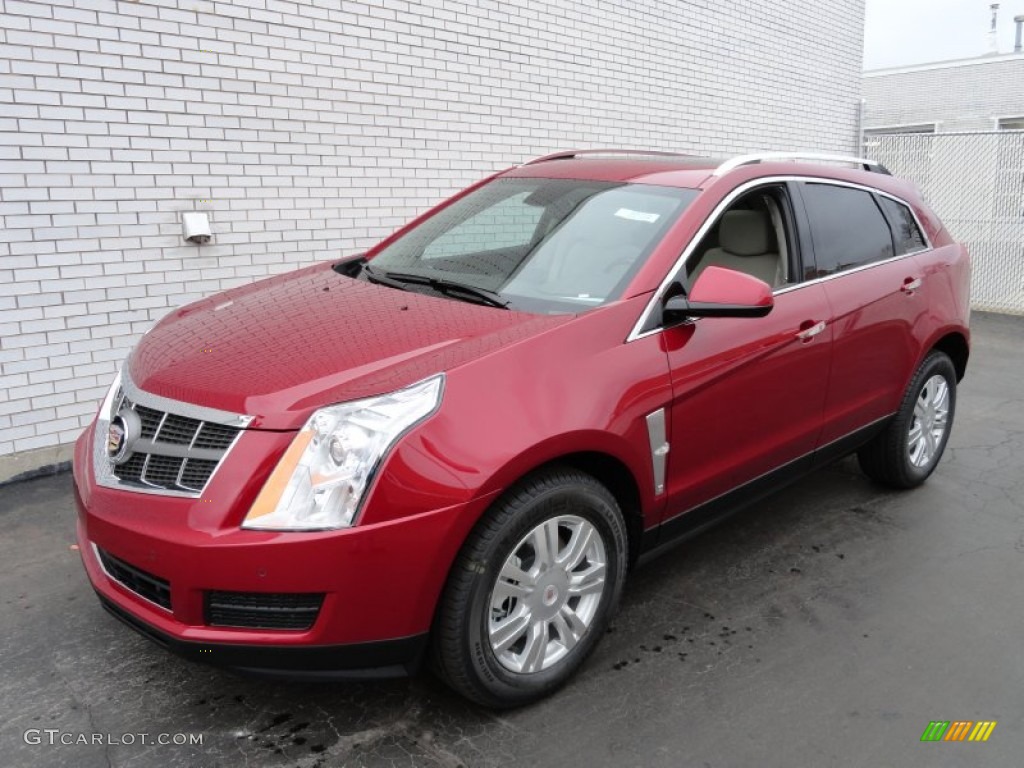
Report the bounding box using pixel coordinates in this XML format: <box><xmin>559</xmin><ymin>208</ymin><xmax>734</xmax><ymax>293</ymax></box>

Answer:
<box><xmin>74</xmin><ymin>150</ymin><xmax>970</xmax><ymax>707</ymax></box>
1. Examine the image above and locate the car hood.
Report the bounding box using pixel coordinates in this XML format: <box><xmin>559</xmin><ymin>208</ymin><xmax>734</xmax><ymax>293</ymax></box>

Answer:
<box><xmin>129</xmin><ymin>262</ymin><xmax>571</xmax><ymax>429</ymax></box>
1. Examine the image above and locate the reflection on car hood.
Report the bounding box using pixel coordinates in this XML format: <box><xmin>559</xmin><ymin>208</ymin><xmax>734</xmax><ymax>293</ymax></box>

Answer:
<box><xmin>129</xmin><ymin>263</ymin><xmax>571</xmax><ymax>429</ymax></box>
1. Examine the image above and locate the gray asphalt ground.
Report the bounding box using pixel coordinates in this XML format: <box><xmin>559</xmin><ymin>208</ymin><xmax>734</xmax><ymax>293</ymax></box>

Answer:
<box><xmin>2</xmin><ymin>311</ymin><xmax>1022</xmax><ymax>768</ymax></box>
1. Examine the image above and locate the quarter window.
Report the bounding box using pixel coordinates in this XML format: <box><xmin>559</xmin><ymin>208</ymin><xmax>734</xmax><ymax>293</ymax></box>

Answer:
<box><xmin>877</xmin><ymin>196</ymin><xmax>927</xmax><ymax>255</ymax></box>
<box><xmin>800</xmin><ymin>184</ymin><xmax>894</xmax><ymax>277</ymax></box>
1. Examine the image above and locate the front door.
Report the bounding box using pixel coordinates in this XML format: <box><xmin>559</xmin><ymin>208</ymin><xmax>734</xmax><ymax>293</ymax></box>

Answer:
<box><xmin>660</xmin><ymin>285</ymin><xmax>833</xmax><ymax>520</ymax></box>
<box><xmin>657</xmin><ymin>183</ymin><xmax>833</xmax><ymax>525</ymax></box>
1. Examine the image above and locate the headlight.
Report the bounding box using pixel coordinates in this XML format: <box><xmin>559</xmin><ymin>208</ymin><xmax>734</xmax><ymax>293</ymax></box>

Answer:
<box><xmin>242</xmin><ymin>374</ymin><xmax>444</xmax><ymax>531</ymax></box>
<box><xmin>91</xmin><ymin>368</ymin><xmax>124</xmax><ymax>487</ymax></box>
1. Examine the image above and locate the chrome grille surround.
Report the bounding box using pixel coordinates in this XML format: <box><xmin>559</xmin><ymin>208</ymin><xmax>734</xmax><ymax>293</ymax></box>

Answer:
<box><xmin>93</xmin><ymin>363</ymin><xmax>253</xmax><ymax>498</ymax></box>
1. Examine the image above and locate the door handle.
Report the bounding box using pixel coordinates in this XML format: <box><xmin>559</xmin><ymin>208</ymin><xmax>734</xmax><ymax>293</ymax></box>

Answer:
<box><xmin>901</xmin><ymin>277</ymin><xmax>923</xmax><ymax>294</ymax></box>
<box><xmin>796</xmin><ymin>320</ymin><xmax>826</xmax><ymax>341</ymax></box>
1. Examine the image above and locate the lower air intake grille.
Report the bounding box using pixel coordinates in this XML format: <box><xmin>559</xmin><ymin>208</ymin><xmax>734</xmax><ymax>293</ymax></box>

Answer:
<box><xmin>96</xmin><ymin>548</ymin><xmax>172</xmax><ymax>611</ymax></box>
<box><xmin>205</xmin><ymin>591</ymin><xmax>324</xmax><ymax>630</ymax></box>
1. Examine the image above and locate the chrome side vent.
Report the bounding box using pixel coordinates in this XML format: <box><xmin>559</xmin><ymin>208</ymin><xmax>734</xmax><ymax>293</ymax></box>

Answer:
<box><xmin>645</xmin><ymin>408</ymin><xmax>670</xmax><ymax>496</ymax></box>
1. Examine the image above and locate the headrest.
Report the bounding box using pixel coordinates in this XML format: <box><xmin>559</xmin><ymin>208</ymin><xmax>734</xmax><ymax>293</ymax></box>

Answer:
<box><xmin>719</xmin><ymin>210</ymin><xmax>772</xmax><ymax>256</ymax></box>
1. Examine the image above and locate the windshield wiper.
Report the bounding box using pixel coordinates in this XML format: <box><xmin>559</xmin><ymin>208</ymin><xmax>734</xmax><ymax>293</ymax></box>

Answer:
<box><xmin>361</xmin><ymin>263</ymin><xmax>411</xmax><ymax>292</ymax></box>
<box><xmin>377</xmin><ymin>270</ymin><xmax>511</xmax><ymax>309</ymax></box>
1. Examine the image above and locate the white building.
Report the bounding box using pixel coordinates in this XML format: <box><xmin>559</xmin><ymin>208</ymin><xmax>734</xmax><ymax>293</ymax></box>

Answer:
<box><xmin>0</xmin><ymin>0</ymin><xmax>866</xmax><ymax>480</ymax></box>
<box><xmin>863</xmin><ymin>53</ymin><xmax>1024</xmax><ymax>135</ymax></box>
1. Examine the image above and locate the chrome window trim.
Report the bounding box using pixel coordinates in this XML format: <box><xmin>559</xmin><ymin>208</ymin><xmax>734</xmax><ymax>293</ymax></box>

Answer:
<box><xmin>626</xmin><ymin>175</ymin><xmax>934</xmax><ymax>342</ymax></box>
<box><xmin>91</xmin><ymin>543</ymin><xmax>173</xmax><ymax>614</ymax></box>
<box><xmin>772</xmin><ymin>250</ymin><xmax>922</xmax><ymax>296</ymax></box>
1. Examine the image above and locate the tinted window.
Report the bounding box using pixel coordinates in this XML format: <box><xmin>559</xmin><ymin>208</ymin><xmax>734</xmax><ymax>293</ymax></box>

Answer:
<box><xmin>877</xmin><ymin>196</ymin><xmax>927</xmax><ymax>255</ymax></box>
<box><xmin>801</xmin><ymin>184</ymin><xmax>894</xmax><ymax>277</ymax></box>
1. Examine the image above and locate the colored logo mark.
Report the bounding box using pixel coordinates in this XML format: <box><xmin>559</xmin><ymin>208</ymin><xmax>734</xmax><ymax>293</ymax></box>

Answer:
<box><xmin>921</xmin><ymin>721</ymin><xmax>997</xmax><ymax>742</ymax></box>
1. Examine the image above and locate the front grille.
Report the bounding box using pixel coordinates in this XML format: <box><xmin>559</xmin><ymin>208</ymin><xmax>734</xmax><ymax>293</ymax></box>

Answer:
<box><xmin>205</xmin><ymin>591</ymin><xmax>324</xmax><ymax>630</ymax></box>
<box><xmin>115</xmin><ymin>452</ymin><xmax>147</xmax><ymax>480</ymax></box>
<box><xmin>180</xmin><ymin>458</ymin><xmax>219</xmax><ymax>488</ymax></box>
<box><xmin>156</xmin><ymin>413</ymin><xmax>202</xmax><ymax>445</ymax></box>
<box><xmin>97</xmin><ymin>547</ymin><xmax>172</xmax><ymax>611</ymax></box>
<box><xmin>193</xmin><ymin>422</ymin><xmax>240</xmax><ymax>450</ymax></box>
<box><xmin>135</xmin><ymin>404</ymin><xmax>163</xmax><ymax>437</ymax></box>
<box><xmin>139</xmin><ymin>455</ymin><xmax>185</xmax><ymax>487</ymax></box>
<box><xmin>109</xmin><ymin>388</ymin><xmax>241</xmax><ymax>494</ymax></box>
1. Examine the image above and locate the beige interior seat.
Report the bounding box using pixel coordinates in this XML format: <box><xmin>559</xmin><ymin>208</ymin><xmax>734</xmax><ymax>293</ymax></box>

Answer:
<box><xmin>690</xmin><ymin>209</ymin><xmax>782</xmax><ymax>288</ymax></box>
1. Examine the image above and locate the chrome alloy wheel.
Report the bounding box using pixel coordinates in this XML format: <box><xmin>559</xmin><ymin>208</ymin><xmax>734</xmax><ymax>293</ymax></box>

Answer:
<box><xmin>487</xmin><ymin>515</ymin><xmax>607</xmax><ymax>674</ymax></box>
<box><xmin>907</xmin><ymin>374</ymin><xmax>950</xmax><ymax>468</ymax></box>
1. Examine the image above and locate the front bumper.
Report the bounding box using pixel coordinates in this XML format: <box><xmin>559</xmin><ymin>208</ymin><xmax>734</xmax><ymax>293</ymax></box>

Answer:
<box><xmin>96</xmin><ymin>590</ymin><xmax>427</xmax><ymax>679</ymax></box>
<box><xmin>74</xmin><ymin>423</ymin><xmax>495</xmax><ymax>678</ymax></box>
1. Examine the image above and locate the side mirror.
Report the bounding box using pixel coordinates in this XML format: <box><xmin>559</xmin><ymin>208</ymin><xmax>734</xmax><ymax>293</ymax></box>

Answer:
<box><xmin>663</xmin><ymin>266</ymin><xmax>774</xmax><ymax>324</ymax></box>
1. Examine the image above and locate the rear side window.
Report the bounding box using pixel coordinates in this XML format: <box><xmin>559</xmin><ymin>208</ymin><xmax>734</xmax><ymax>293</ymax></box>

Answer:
<box><xmin>800</xmin><ymin>183</ymin><xmax>894</xmax><ymax>277</ymax></box>
<box><xmin>877</xmin><ymin>196</ymin><xmax>927</xmax><ymax>255</ymax></box>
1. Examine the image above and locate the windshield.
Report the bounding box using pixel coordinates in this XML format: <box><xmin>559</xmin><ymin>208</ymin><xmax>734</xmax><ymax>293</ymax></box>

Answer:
<box><xmin>366</xmin><ymin>178</ymin><xmax>698</xmax><ymax>313</ymax></box>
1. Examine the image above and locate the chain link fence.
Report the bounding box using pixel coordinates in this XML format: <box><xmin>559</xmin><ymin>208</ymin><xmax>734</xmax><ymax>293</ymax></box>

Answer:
<box><xmin>864</xmin><ymin>131</ymin><xmax>1024</xmax><ymax>315</ymax></box>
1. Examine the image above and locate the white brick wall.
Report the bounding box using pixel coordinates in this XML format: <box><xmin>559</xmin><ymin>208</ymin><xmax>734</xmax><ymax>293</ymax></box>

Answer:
<box><xmin>863</xmin><ymin>55</ymin><xmax>1024</xmax><ymax>133</ymax></box>
<box><xmin>1</xmin><ymin>0</ymin><xmax>865</xmax><ymax>463</ymax></box>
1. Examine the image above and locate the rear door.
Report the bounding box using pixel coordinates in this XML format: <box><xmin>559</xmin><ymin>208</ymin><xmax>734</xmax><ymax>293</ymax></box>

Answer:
<box><xmin>793</xmin><ymin>181</ymin><xmax>926</xmax><ymax>448</ymax></box>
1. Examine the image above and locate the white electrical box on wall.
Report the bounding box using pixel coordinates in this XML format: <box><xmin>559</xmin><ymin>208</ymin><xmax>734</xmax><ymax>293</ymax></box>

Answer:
<box><xmin>182</xmin><ymin>212</ymin><xmax>212</xmax><ymax>244</ymax></box>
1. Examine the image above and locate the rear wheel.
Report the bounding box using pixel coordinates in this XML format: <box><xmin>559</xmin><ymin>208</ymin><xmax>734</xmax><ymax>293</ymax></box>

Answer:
<box><xmin>431</xmin><ymin>467</ymin><xmax>627</xmax><ymax>708</ymax></box>
<box><xmin>857</xmin><ymin>351</ymin><xmax>957</xmax><ymax>488</ymax></box>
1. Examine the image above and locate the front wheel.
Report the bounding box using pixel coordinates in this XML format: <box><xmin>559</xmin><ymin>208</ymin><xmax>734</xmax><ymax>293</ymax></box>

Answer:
<box><xmin>857</xmin><ymin>350</ymin><xmax>957</xmax><ymax>489</ymax></box>
<box><xmin>431</xmin><ymin>467</ymin><xmax>628</xmax><ymax>708</ymax></box>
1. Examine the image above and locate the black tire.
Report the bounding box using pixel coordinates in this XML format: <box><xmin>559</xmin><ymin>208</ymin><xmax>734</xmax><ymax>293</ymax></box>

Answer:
<box><xmin>431</xmin><ymin>466</ymin><xmax>628</xmax><ymax>708</ymax></box>
<box><xmin>857</xmin><ymin>350</ymin><xmax>957</xmax><ymax>489</ymax></box>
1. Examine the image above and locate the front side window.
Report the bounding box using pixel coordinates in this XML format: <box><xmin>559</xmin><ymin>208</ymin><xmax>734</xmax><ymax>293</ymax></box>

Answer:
<box><xmin>368</xmin><ymin>178</ymin><xmax>698</xmax><ymax>314</ymax></box>
<box><xmin>800</xmin><ymin>183</ymin><xmax>894</xmax><ymax>277</ymax></box>
<box><xmin>685</xmin><ymin>185</ymin><xmax>797</xmax><ymax>290</ymax></box>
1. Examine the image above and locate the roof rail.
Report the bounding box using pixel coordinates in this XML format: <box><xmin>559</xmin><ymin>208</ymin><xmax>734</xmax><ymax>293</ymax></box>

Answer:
<box><xmin>524</xmin><ymin>149</ymin><xmax>696</xmax><ymax>165</ymax></box>
<box><xmin>713</xmin><ymin>152</ymin><xmax>891</xmax><ymax>176</ymax></box>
